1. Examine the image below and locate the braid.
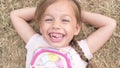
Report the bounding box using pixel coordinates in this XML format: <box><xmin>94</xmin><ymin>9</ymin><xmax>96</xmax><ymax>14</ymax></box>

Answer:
<box><xmin>70</xmin><ymin>37</ymin><xmax>97</xmax><ymax>68</ymax></box>
<box><xmin>70</xmin><ymin>38</ymin><xmax>88</xmax><ymax>62</ymax></box>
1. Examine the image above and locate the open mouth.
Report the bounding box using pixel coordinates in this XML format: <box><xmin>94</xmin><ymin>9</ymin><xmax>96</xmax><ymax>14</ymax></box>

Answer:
<box><xmin>48</xmin><ymin>32</ymin><xmax>65</xmax><ymax>42</ymax></box>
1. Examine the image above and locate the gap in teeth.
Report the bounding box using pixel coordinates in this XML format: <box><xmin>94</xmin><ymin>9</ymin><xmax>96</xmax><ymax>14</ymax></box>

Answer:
<box><xmin>50</xmin><ymin>33</ymin><xmax>63</xmax><ymax>38</ymax></box>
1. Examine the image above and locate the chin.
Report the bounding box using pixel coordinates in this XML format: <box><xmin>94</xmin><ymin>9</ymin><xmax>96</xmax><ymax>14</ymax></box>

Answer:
<box><xmin>49</xmin><ymin>44</ymin><xmax>65</xmax><ymax>49</ymax></box>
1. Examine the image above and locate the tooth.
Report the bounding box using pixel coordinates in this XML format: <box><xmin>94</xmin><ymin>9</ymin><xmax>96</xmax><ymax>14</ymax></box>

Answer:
<box><xmin>60</xmin><ymin>35</ymin><xmax>62</xmax><ymax>37</ymax></box>
<box><xmin>49</xmin><ymin>33</ymin><xmax>63</xmax><ymax>38</ymax></box>
<box><xmin>57</xmin><ymin>34</ymin><xmax>59</xmax><ymax>38</ymax></box>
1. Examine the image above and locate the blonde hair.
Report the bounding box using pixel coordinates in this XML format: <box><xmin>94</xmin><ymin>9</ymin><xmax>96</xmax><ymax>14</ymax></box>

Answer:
<box><xmin>34</xmin><ymin>0</ymin><xmax>96</xmax><ymax>68</ymax></box>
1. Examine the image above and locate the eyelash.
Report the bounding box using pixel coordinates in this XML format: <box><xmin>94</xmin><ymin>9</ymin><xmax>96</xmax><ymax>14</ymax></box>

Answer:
<box><xmin>62</xmin><ymin>19</ymin><xmax>70</xmax><ymax>22</ymax></box>
<box><xmin>44</xmin><ymin>18</ymin><xmax>70</xmax><ymax>22</ymax></box>
<box><xmin>45</xmin><ymin>19</ymin><xmax>53</xmax><ymax>21</ymax></box>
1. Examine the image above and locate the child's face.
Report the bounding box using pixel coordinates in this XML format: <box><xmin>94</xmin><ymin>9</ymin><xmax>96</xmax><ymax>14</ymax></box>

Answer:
<box><xmin>39</xmin><ymin>0</ymin><xmax>80</xmax><ymax>48</ymax></box>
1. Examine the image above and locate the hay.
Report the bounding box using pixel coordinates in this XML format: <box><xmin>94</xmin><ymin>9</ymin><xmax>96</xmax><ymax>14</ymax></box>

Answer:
<box><xmin>0</xmin><ymin>0</ymin><xmax>120</xmax><ymax>68</ymax></box>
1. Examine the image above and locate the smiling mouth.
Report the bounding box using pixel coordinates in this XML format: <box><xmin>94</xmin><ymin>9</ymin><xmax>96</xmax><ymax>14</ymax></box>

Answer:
<box><xmin>48</xmin><ymin>32</ymin><xmax>65</xmax><ymax>42</ymax></box>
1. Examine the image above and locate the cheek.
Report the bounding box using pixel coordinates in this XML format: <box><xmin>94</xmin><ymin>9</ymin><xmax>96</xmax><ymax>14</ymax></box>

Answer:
<box><xmin>39</xmin><ymin>24</ymin><xmax>49</xmax><ymax>34</ymax></box>
<box><xmin>67</xmin><ymin>24</ymin><xmax>80</xmax><ymax>35</ymax></box>
<box><xmin>65</xmin><ymin>25</ymin><xmax>76</xmax><ymax>34</ymax></box>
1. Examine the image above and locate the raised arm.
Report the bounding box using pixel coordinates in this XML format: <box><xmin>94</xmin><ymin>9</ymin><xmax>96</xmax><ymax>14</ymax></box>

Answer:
<box><xmin>10</xmin><ymin>7</ymin><xmax>36</xmax><ymax>43</ymax></box>
<box><xmin>81</xmin><ymin>11</ymin><xmax>116</xmax><ymax>54</ymax></box>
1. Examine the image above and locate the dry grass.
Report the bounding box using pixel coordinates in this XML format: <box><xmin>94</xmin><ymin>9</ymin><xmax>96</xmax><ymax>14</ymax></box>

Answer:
<box><xmin>0</xmin><ymin>0</ymin><xmax>120</xmax><ymax>68</ymax></box>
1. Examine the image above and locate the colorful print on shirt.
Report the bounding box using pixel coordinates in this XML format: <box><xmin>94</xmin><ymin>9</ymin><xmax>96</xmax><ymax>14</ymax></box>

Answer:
<box><xmin>31</xmin><ymin>48</ymin><xmax>72</xmax><ymax>68</ymax></box>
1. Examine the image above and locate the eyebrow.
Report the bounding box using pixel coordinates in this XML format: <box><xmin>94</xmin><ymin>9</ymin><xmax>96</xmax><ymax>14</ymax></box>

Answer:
<box><xmin>43</xmin><ymin>14</ymin><xmax>73</xmax><ymax>19</ymax></box>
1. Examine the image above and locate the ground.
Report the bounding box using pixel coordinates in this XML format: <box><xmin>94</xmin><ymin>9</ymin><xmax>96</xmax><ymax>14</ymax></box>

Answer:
<box><xmin>0</xmin><ymin>0</ymin><xmax>120</xmax><ymax>68</ymax></box>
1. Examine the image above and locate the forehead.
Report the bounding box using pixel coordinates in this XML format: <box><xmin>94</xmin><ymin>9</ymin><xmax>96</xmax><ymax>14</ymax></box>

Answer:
<box><xmin>44</xmin><ymin>0</ymin><xmax>75</xmax><ymax>16</ymax></box>
<box><xmin>50</xmin><ymin>0</ymin><xmax>74</xmax><ymax>9</ymax></box>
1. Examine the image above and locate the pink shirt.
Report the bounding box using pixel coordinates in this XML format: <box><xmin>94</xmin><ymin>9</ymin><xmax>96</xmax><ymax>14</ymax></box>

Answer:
<box><xmin>25</xmin><ymin>34</ymin><xmax>93</xmax><ymax>68</ymax></box>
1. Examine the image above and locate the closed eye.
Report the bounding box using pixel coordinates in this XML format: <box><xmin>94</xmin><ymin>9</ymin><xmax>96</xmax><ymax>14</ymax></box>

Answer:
<box><xmin>62</xmin><ymin>19</ymin><xmax>70</xmax><ymax>22</ymax></box>
<box><xmin>45</xmin><ymin>19</ymin><xmax>53</xmax><ymax>22</ymax></box>
<box><xmin>43</xmin><ymin>15</ymin><xmax>54</xmax><ymax>22</ymax></box>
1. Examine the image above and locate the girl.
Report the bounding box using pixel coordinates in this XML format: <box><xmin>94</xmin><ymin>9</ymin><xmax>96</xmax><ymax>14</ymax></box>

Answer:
<box><xmin>10</xmin><ymin>0</ymin><xmax>116</xmax><ymax>68</ymax></box>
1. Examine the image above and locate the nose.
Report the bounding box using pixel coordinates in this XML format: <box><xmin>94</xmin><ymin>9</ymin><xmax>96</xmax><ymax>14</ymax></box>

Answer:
<box><xmin>52</xmin><ymin>20</ymin><xmax>61</xmax><ymax>29</ymax></box>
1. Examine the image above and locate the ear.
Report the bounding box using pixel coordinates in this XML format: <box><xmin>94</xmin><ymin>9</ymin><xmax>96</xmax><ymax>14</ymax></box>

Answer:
<box><xmin>39</xmin><ymin>24</ymin><xmax>42</xmax><ymax>35</ymax></box>
<box><xmin>74</xmin><ymin>24</ymin><xmax>81</xmax><ymax>35</ymax></box>
<box><xmin>39</xmin><ymin>28</ymin><xmax>42</xmax><ymax>35</ymax></box>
